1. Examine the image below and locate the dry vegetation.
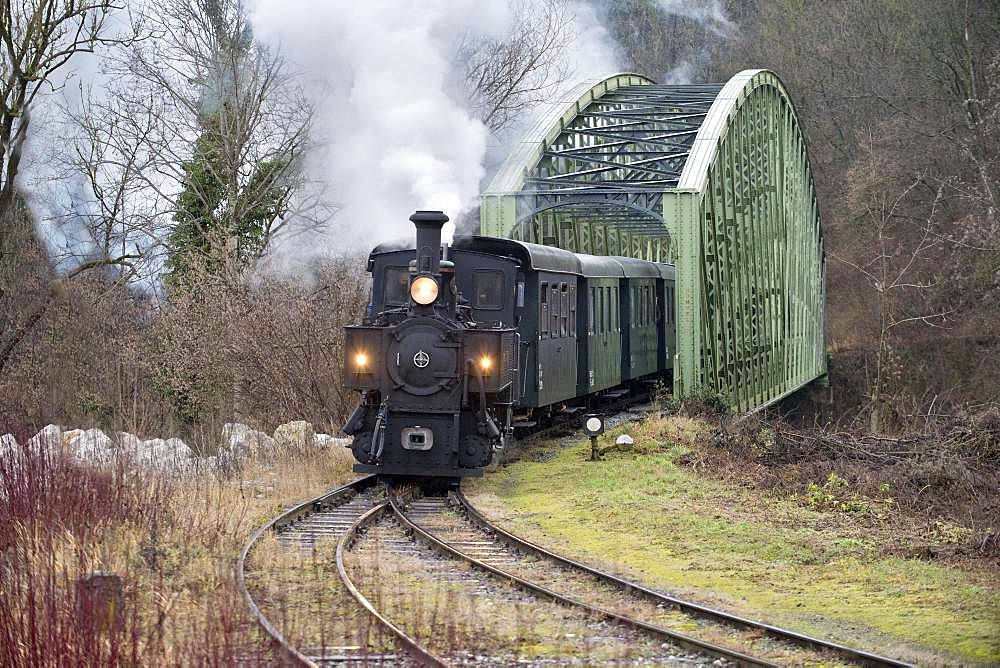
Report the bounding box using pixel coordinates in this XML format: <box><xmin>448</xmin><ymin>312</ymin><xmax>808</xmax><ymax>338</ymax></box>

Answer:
<box><xmin>0</xmin><ymin>435</ymin><xmax>354</xmax><ymax>665</ymax></box>
<box><xmin>0</xmin><ymin>198</ymin><xmax>368</xmax><ymax>442</ymax></box>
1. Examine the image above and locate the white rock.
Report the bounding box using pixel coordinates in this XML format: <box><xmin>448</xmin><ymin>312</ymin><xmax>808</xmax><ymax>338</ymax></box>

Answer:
<box><xmin>273</xmin><ymin>421</ymin><xmax>315</xmax><ymax>451</ymax></box>
<box><xmin>0</xmin><ymin>433</ymin><xmax>17</xmax><ymax>459</ymax></box>
<box><xmin>135</xmin><ymin>437</ymin><xmax>193</xmax><ymax>470</ymax></box>
<box><xmin>27</xmin><ymin>424</ymin><xmax>63</xmax><ymax>453</ymax></box>
<box><xmin>64</xmin><ymin>428</ymin><xmax>114</xmax><ymax>463</ymax></box>
<box><xmin>62</xmin><ymin>429</ymin><xmax>83</xmax><ymax>449</ymax></box>
<box><xmin>114</xmin><ymin>432</ymin><xmax>142</xmax><ymax>450</ymax></box>
<box><xmin>222</xmin><ymin>422</ymin><xmax>276</xmax><ymax>458</ymax></box>
<box><xmin>315</xmin><ymin>433</ymin><xmax>354</xmax><ymax>467</ymax></box>
<box><xmin>315</xmin><ymin>433</ymin><xmax>352</xmax><ymax>449</ymax></box>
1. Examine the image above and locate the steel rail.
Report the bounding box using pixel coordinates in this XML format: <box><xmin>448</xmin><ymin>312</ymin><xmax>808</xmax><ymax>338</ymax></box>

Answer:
<box><xmin>235</xmin><ymin>475</ymin><xmax>377</xmax><ymax>667</ymax></box>
<box><xmin>335</xmin><ymin>503</ymin><xmax>448</xmax><ymax>667</ymax></box>
<box><xmin>389</xmin><ymin>493</ymin><xmax>772</xmax><ymax>668</ymax></box>
<box><xmin>455</xmin><ymin>488</ymin><xmax>913</xmax><ymax>668</ymax></box>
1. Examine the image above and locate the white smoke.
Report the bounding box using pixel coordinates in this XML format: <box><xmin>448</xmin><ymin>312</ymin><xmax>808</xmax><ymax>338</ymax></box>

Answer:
<box><xmin>251</xmin><ymin>0</ymin><xmax>624</xmax><ymax>257</ymax></box>
<box><xmin>251</xmin><ymin>1</ymin><xmax>504</xmax><ymax>250</ymax></box>
<box><xmin>655</xmin><ymin>0</ymin><xmax>734</xmax><ymax>36</ymax></box>
<box><xmin>655</xmin><ymin>0</ymin><xmax>735</xmax><ymax>84</ymax></box>
<box><xmin>19</xmin><ymin>0</ymin><xmax>627</xmax><ymax>278</ymax></box>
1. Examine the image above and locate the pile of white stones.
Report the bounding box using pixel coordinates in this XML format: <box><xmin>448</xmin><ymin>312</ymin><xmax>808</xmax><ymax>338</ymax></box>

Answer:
<box><xmin>0</xmin><ymin>420</ymin><xmax>352</xmax><ymax>473</ymax></box>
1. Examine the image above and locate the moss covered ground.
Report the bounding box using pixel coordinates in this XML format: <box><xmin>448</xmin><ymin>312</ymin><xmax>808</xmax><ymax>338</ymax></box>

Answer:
<box><xmin>465</xmin><ymin>417</ymin><xmax>1000</xmax><ymax>665</ymax></box>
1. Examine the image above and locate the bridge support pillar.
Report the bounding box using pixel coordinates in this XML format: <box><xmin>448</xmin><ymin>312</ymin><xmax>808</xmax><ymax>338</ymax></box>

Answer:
<box><xmin>664</xmin><ymin>190</ymin><xmax>701</xmax><ymax>399</ymax></box>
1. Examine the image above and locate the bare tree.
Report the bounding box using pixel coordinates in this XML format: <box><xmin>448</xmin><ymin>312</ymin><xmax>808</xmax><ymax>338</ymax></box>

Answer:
<box><xmin>457</xmin><ymin>0</ymin><xmax>572</xmax><ymax>132</ymax></box>
<box><xmin>0</xmin><ymin>0</ymin><xmax>129</xmax><ymax>217</ymax></box>
<box><xmin>67</xmin><ymin>0</ymin><xmax>320</xmax><ymax>291</ymax></box>
<box><xmin>832</xmin><ymin>133</ymin><xmax>956</xmax><ymax>432</ymax></box>
<box><xmin>0</xmin><ymin>0</ymin><xmax>143</xmax><ymax>373</ymax></box>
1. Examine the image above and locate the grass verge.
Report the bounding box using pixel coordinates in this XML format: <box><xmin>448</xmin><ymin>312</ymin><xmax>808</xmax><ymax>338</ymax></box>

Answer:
<box><xmin>466</xmin><ymin>416</ymin><xmax>1000</xmax><ymax>665</ymax></box>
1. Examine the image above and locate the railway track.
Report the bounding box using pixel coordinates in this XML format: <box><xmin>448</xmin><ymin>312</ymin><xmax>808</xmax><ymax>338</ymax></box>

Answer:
<box><xmin>394</xmin><ymin>487</ymin><xmax>913</xmax><ymax>668</ymax></box>
<box><xmin>237</xmin><ymin>475</ymin><xmax>412</xmax><ymax>665</ymax></box>
<box><xmin>238</xmin><ymin>446</ymin><xmax>912</xmax><ymax>665</ymax></box>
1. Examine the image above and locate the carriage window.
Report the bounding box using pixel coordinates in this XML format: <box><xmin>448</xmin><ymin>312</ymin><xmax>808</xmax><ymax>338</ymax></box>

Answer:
<box><xmin>383</xmin><ymin>266</ymin><xmax>409</xmax><ymax>305</ymax></box>
<box><xmin>560</xmin><ymin>283</ymin><xmax>569</xmax><ymax>337</ymax></box>
<box><xmin>609</xmin><ymin>287</ymin><xmax>615</xmax><ymax>332</ymax></box>
<box><xmin>569</xmin><ymin>285</ymin><xmax>576</xmax><ymax>336</ymax></box>
<box><xmin>551</xmin><ymin>285</ymin><xmax>560</xmax><ymax>337</ymax></box>
<box><xmin>540</xmin><ymin>282</ymin><xmax>549</xmax><ymax>337</ymax></box>
<box><xmin>611</xmin><ymin>288</ymin><xmax>621</xmax><ymax>332</ymax></box>
<box><xmin>587</xmin><ymin>288</ymin><xmax>597</xmax><ymax>334</ymax></box>
<box><xmin>473</xmin><ymin>270</ymin><xmax>504</xmax><ymax>309</ymax></box>
<box><xmin>609</xmin><ymin>287</ymin><xmax>614</xmax><ymax>331</ymax></box>
<box><xmin>598</xmin><ymin>288</ymin><xmax>605</xmax><ymax>333</ymax></box>
<box><xmin>601</xmin><ymin>286</ymin><xmax>611</xmax><ymax>332</ymax></box>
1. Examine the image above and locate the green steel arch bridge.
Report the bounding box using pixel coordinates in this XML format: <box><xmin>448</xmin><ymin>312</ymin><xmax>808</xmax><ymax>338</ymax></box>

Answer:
<box><xmin>480</xmin><ymin>69</ymin><xmax>826</xmax><ymax>413</ymax></box>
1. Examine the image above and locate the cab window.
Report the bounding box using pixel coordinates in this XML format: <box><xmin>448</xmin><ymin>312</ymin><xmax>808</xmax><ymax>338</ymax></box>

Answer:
<box><xmin>473</xmin><ymin>270</ymin><xmax>504</xmax><ymax>309</ymax></box>
<box><xmin>384</xmin><ymin>266</ymin><xmax>409</xmax><ymax>305</ymax></box>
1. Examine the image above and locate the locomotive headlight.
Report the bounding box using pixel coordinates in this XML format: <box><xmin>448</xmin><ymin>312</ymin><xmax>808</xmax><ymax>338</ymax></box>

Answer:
<box><xmin>479</xmin><ymin>355</ymin><xmax>493</xmax><ymax>372</ymax></box>
<box><xmin>410</xmin><ymin>276</ymin><xmax>439</xmax><ymax>305</ymax></box>
<box><xmin>354</xmin><ymin>352</ymin><xmax>368</xmax><ymax>368</ymax></box>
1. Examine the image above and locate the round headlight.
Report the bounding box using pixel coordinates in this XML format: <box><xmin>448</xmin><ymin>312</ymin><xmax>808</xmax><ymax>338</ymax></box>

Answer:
<box><xmin>410</xmin><ymin>276</ymin><xmax>439</xmax><ymax>305</ymax></box>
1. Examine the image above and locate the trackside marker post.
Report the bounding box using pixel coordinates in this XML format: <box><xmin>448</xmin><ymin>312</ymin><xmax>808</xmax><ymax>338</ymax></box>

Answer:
<box><xmin>583</xmin><ymin>414</ymin><xmax>604</xmax><ymax>461</ymax></box>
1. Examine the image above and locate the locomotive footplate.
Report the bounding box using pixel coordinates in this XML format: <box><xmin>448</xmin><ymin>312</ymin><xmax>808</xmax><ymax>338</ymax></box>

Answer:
<box><xmin>353</xmin><ymin>406</ymin><xmax>493</xmax><ymax>477</ymax></box>
<box><xmin>352</xmin><ymin>463</ymin><xmax>484</xmax><ymax>478</ymax></box>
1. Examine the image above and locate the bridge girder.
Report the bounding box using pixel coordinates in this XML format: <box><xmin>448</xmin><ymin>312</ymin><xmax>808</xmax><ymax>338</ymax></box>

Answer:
<box><xmin>481</xmin><ymin>70</ymin><xmax>826</xmax><ymax>413</ymax></box>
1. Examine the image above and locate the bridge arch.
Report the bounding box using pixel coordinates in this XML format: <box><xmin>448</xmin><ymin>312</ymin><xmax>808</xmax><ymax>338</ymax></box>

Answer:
<box><xmin>481</xmin><ymin>69</ymin><xmax>826</xmax><ymax>412</ymax></box>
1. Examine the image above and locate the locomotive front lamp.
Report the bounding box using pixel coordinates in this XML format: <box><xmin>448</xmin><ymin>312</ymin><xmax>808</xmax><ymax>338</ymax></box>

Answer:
<box><xmin>479</xmin><ymin>355</ymin><xmax>493</xmax><ymax>372</ymax></box>
<box><xmin>354</xmin><ymin>352</ymin><xmax>368</xmax><ymax>368</ymax></box>
<box><xmin>410</xmin><ymin>275</ymin><xmax>439</xmax><ymax>305</ymax></box>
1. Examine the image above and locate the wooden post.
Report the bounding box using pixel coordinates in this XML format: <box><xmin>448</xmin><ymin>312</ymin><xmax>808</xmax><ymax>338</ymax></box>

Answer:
<box><xmin>77</xmin><ymin>571</ymin><xmax>124</xmax><ymax>633</ymax></box>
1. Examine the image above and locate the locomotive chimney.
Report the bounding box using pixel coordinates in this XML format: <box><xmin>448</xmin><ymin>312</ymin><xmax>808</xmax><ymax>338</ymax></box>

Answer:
<box><xmin>410</xmin><ymin>210</ymin><xmax>448</xmax><ymax>275</ymax></box>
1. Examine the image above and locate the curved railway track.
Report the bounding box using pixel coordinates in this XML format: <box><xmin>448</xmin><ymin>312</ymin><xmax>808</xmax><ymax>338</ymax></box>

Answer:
<box><xmin>236</xmin><ymin>475</ymin><xmax>399</xmax><ymax>665</ymax></box>
<box><xmin>238</xmin><ymin>473</ymin><xmax>913</xmax><ymax>667</ymax></box>
<box><xmin>420</xmin><ymin>488</ymin><xmax>913</xmax><ymax>668</ymax></box>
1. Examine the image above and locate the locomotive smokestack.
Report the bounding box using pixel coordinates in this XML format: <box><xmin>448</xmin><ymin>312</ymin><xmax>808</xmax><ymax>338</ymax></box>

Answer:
<box><xmin>410</xmin><ymin>210</ymin><xmax>448</xmax><ymax>274</ymax></box>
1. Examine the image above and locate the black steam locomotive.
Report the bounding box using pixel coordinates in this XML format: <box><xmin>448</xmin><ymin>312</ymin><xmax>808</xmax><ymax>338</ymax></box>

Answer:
<box><xmin>342</xmin><ymin>211</ymin><xmax>677</xmax><ymax>478</ymax></box>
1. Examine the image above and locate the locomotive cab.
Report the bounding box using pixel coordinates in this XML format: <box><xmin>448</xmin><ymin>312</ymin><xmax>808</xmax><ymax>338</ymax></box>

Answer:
<box><xmin>342</xmin><ymin>211</ymin><xmax>519</xmax><ymax>478</ymax></box>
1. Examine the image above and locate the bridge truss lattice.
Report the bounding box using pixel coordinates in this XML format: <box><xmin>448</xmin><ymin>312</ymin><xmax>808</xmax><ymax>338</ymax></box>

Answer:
<box><xmin>481</xmin><ymin>70</ymin><xmax>827</xmax><ymax>412</ymax></box>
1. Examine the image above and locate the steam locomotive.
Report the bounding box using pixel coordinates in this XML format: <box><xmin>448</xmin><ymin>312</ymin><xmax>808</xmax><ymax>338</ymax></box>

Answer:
<box><xmin>341</xmin><ymin>211</ymin><xmax>677</xmax><ymax>478</ymax></box>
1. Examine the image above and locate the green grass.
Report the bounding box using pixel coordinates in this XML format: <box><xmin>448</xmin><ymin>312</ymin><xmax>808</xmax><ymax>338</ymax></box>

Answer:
<box><xmin>468</xmin><ymin>421</ymin><xmax>1000</xmax><ymax>665</ymax></box>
